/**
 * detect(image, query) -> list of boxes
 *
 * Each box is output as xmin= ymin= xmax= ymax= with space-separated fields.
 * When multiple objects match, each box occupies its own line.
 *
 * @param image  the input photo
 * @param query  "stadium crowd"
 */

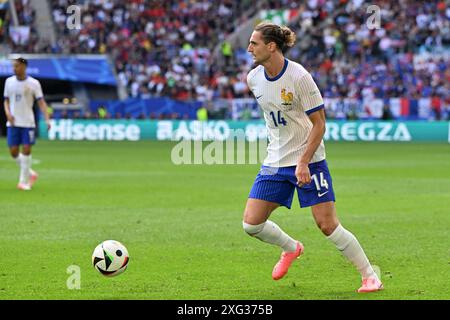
xmin=2 ymin=0 xmax=449 ymax=119
xmin=289 ymin=0 xmax=449 ymax=102
xmin=50 ymin=0 xmax=260 ymax=102
xmin=286 ymin=0 xmax=449 ymax=119
xmin=1 ymin=0 xmax=40 ymax=52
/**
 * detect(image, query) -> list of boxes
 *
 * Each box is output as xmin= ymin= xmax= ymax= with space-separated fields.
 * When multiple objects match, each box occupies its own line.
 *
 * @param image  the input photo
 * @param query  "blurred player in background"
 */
xmin=243 ymin=22 xmax=383 ymax=293
xmin=3 ymin=57 xmax=51 ymax=191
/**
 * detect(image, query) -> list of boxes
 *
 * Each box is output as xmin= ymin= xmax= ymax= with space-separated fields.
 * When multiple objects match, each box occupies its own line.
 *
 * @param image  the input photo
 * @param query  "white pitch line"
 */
xmin=0 ymin=156 xmax=41 ymax=165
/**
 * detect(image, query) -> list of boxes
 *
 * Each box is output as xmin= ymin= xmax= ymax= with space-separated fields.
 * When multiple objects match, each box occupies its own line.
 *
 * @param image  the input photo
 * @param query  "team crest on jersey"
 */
xmin=281 ymin=88 xmax=293 ymax=106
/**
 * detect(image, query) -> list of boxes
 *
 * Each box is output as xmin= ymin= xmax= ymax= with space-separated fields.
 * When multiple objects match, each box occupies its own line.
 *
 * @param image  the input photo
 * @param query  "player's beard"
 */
xmin=253 ymin=53 xmax=270 ymax=66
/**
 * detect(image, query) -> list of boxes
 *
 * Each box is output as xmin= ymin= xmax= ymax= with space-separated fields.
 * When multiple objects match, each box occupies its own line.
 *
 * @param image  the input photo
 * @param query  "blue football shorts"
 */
xmin=249 ymin=159 xmax=336 ymax=208
xmin=7 ymin=127 xmax=36 ymax=147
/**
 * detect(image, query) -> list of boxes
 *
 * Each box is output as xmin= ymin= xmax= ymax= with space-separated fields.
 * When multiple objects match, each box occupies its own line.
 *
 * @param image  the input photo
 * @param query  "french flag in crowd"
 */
xmin=394 ymin=98 xmax=418 ymax=119
xmin=400 ymin=98 xmax=410 ymax=117
xmin=390 ymin=98 xmax=429 ymax=119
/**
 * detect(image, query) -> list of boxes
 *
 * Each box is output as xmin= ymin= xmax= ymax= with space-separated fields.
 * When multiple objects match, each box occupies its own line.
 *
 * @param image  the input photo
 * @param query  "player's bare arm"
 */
xmin=295 ymin=108 xmax=326 ymax=186
xmin=4 ymin=98 xmax=14 ymax=126
xmin=37 ymin=98 xmax=51 ymax=130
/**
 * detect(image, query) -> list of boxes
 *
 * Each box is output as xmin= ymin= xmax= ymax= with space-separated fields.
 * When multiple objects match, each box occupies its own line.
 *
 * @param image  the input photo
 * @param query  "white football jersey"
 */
xmin=3 ymin=76 xmax=44 ymax=128
xmin=247 ymin=58 xmax=326 ymax=167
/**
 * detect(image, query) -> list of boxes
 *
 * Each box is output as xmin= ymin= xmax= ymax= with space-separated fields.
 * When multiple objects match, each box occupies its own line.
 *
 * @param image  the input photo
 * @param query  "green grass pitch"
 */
xmin=0 ymin=139 xmax=449 ymax=300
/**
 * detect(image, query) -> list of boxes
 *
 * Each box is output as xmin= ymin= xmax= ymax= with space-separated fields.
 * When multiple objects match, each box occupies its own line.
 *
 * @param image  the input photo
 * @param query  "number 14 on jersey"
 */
xmin=269 ymin=111 xmax=287 ymax=127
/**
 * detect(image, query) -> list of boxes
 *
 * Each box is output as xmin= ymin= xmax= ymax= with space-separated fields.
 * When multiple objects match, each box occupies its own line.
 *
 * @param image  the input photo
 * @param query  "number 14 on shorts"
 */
xmin=311 ymin=172 xmax=329 ymax=191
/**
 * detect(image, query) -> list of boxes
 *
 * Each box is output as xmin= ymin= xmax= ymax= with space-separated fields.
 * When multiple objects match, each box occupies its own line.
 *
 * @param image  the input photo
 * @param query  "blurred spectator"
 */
xmin=196 ymin=105 xmax=208 ymax=121
xmin=381 ymin=103 xmax=393 ymax=120
xmin=98 ymin=106 xmax=108 ymax=119
xmin=221 ymin=41 xmax=233 ymax=65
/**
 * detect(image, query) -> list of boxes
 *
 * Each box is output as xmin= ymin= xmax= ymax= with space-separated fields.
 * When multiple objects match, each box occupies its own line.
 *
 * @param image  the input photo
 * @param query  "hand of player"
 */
xmin=6 ymin=115 xmax=15 ymax=126
xmin=46 ymin=119 xmax=51 ymax=131
xmin=295 ymin=162 xmax=311 ymax=187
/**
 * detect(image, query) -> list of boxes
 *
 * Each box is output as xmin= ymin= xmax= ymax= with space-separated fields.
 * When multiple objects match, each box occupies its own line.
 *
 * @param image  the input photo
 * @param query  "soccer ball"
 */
xmin=92 ymin=240 xmax=129 ymax=277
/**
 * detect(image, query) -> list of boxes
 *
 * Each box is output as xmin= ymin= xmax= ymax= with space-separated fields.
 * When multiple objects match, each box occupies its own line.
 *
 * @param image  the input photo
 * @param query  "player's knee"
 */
xmin=9 ymin=147 xmax=19 ymax=158
xmin=22 ymin=146 xmax=31 ymax=155
xmin=243 ymin=221 xmax=265 ymax=237
xmin=316 ymin=221 xmax=338 ymax=236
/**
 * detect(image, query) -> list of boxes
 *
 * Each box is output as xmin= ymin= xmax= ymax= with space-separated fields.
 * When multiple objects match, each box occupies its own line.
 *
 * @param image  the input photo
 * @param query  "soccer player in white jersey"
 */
xmin=243 ymin=22 xmax=383 ymax=293
xmin=3 ymin=57 xmax=51 ymax=191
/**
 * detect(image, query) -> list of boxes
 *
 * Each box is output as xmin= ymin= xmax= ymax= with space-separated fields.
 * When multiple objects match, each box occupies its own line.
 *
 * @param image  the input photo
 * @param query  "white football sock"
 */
xmin=14 ymin=153 xmax=25 ymax=184
xmin=20 ymin=154 xmax=32 ymax=185
xmin=243 ymin=220 xmax=298 ymax=252
xmin=14 ymin=153 xmax=22 ymax=166
xmin=327 ymin=224 xmax=378 ymax=279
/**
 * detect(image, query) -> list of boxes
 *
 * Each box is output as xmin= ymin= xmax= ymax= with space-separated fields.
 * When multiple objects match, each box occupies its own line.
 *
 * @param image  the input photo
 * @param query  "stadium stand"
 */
xmin=1 ymin=0 xmax=449 ymax=120
xmin=284 ymin=0 xmax=449 ymax=120
xmin=49 ymin=0 xmax=259 ymax=101
xmin=1 ymin=0 xmax=40 ymax=53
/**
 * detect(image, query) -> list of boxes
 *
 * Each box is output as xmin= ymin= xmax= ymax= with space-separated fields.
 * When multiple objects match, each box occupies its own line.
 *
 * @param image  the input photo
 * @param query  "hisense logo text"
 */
xmin=48 ymin=120 xmax=140 ymax=141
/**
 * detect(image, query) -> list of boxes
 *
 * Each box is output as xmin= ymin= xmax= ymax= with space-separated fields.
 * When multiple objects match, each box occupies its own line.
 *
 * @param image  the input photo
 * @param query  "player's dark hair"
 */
xmin=15 ymin=57 xmax=28 ymax=66
xmin=254 ymin=21 xmax=296 ymax=53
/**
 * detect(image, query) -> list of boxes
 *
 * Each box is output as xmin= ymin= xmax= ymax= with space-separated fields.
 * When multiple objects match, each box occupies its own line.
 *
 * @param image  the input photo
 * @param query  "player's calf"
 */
xmin=242 ymin=220 xmax=298 ymax=252
xmin=243 ymin=221 xmax=265 ymax=237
